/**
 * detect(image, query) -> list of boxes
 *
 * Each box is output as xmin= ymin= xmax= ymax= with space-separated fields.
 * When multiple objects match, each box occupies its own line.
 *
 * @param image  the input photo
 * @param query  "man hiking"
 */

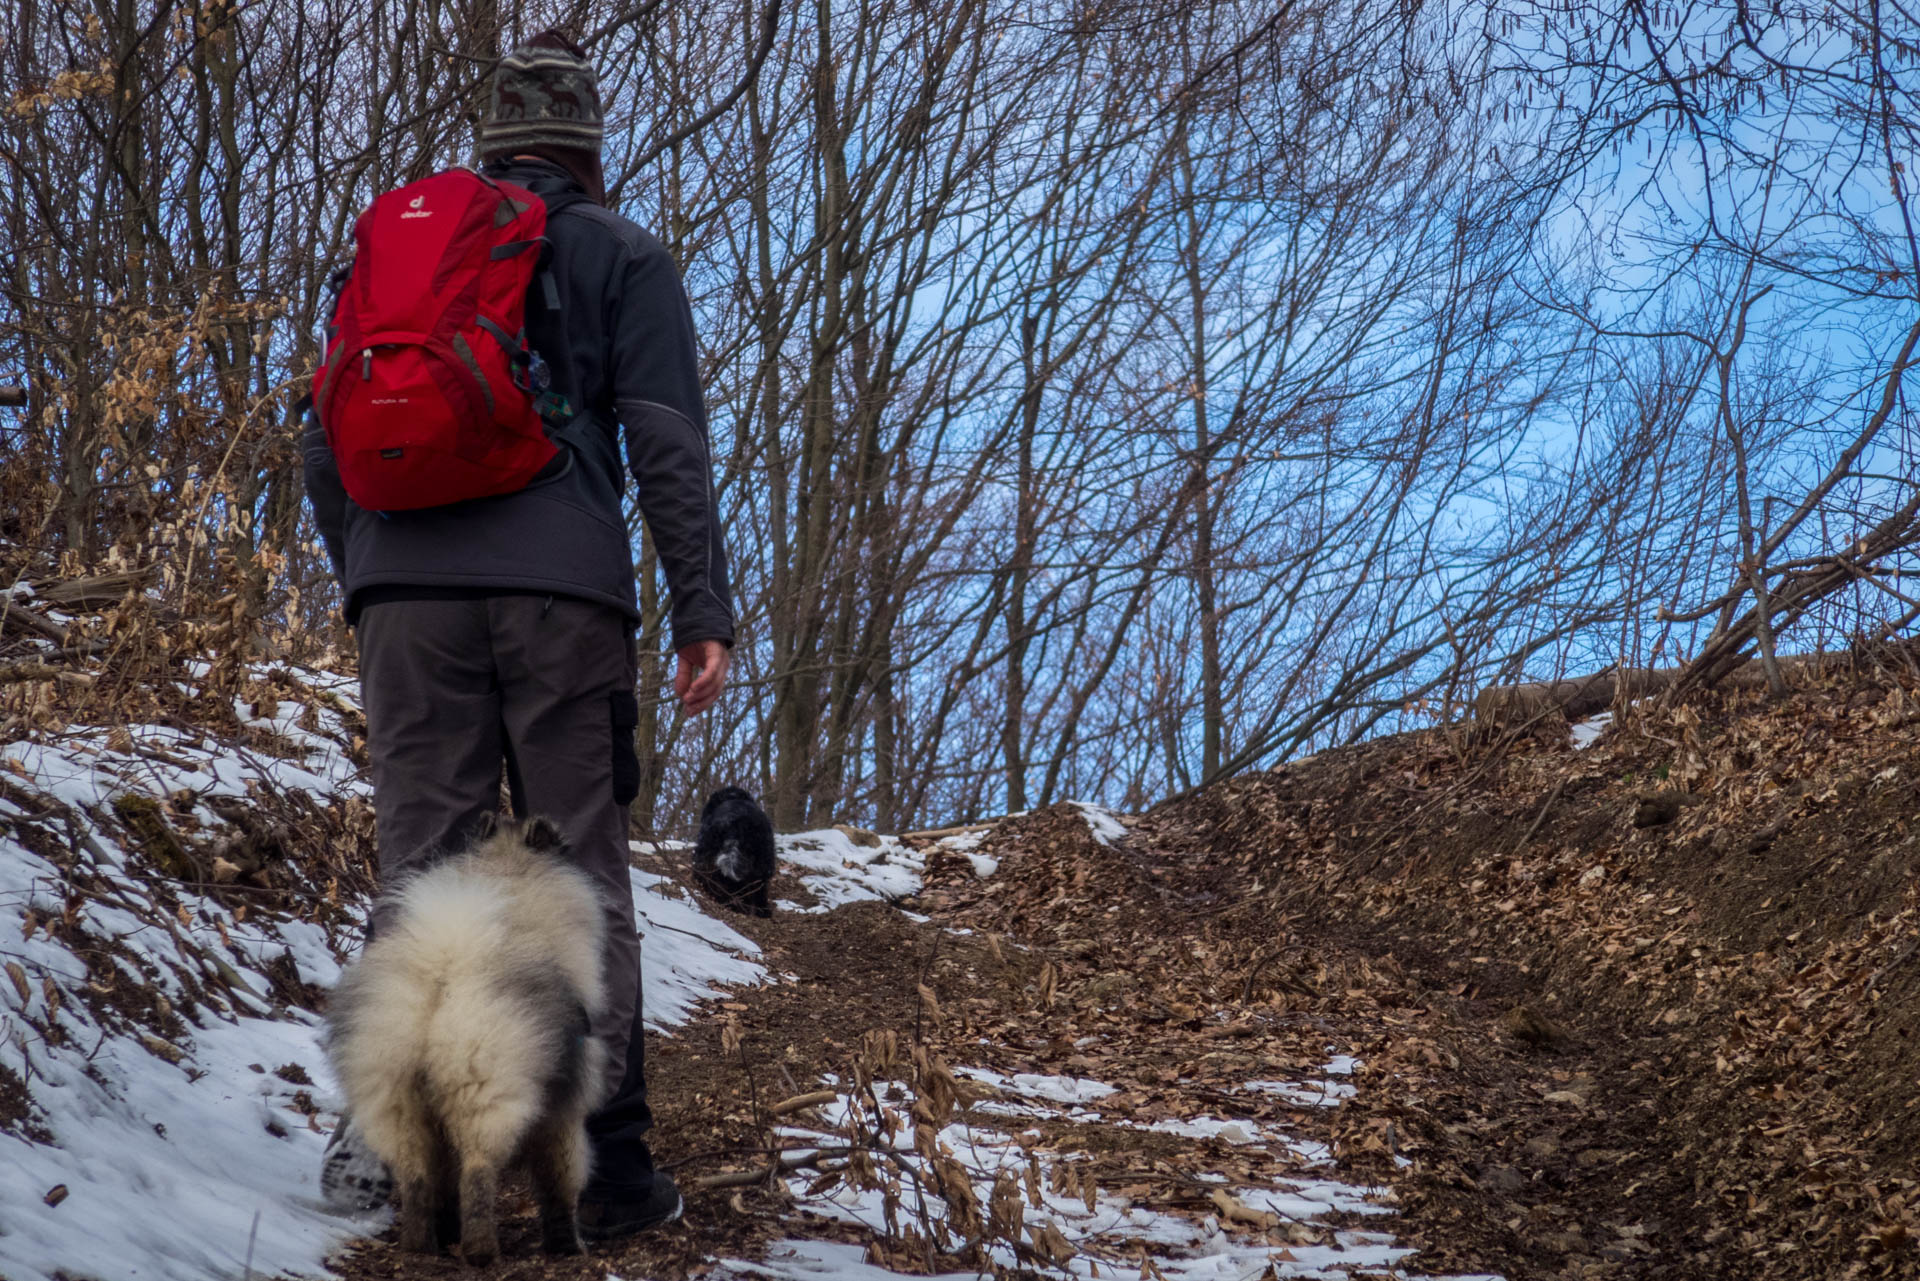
xmin=303 ymin=29 xmax=734 ymax=1239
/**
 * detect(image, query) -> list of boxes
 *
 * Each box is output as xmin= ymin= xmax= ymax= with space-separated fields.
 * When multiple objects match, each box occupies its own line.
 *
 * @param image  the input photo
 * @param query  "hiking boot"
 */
xmin=577 ymin=1168 xmax=683 ymax=1241
xmin=321 ymin=1114 xmax=394 ymax=1213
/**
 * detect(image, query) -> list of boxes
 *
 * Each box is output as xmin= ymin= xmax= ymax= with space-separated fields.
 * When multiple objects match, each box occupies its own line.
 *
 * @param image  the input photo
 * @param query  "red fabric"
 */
xmin=315 ymin=170 xmax=558 ymax=512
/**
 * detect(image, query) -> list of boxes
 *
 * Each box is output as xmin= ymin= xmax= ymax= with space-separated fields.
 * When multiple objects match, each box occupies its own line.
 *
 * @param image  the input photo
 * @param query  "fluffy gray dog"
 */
xmin=326 ymin=815 xmax=607 ymax=1262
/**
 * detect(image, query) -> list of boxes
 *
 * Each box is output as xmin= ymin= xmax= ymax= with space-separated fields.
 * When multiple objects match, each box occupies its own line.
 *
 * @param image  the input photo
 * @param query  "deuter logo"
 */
xmin=370 ymin=397 xmax=410 ymax=405
xmin=400 ymin=194 xmax=432 ymax=220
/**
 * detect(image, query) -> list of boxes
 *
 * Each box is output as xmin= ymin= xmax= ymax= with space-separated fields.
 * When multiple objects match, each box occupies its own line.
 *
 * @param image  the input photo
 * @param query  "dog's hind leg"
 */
xmin=458 ymin=1158 xmax=501 ymax=1266
xmin=429 ymin=1128 xmax=460 ymax=1250
xmin=396 ymin=1170 xmax=439 ymax=1255
xmin=527 ymin=1111 xmax=591 ymax=1255
xmin=371 ymin=1091 xmax=441 ymax=1255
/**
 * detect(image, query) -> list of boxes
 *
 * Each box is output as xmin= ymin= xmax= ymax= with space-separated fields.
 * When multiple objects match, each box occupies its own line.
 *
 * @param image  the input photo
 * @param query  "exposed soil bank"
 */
xmin=1150 ymin=652 xmax=1920 ymax=1279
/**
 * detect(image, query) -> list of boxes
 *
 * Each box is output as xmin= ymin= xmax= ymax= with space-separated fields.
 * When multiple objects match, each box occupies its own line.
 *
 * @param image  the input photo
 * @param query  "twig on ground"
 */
xmin=1514 ymin=778 xmax=1568 ymax=852
xmin=768 ymin=1089 xmax=840 ymax=1116
xmin=694 ymin=1151 xmax=837 ymax=1189
xmin=1241 ymin=942 xmax=1317 ymax=1003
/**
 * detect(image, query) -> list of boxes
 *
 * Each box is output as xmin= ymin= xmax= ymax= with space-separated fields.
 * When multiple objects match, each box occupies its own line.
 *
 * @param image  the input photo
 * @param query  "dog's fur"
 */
xmin=326 ymin=815 xmax=608 ymax=1263
xmin=692 ymin=786 xmax=775 ymax=917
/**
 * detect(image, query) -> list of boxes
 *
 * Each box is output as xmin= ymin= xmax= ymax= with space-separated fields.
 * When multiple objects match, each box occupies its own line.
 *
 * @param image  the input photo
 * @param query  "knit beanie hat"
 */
xmin=478 ymin=30 xmax=603 ymax=157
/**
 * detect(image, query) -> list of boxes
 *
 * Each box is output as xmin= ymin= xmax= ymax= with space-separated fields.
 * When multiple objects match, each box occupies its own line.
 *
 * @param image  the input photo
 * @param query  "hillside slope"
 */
xmin=6 ymin=638 xmax=1916 ymax=1280
xmin=1150 ymin=651 xmax=1920 ymax=1279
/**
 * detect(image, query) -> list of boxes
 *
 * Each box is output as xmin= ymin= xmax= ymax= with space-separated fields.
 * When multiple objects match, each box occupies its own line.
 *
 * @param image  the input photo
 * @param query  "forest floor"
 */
xmin=5 ymin=637 xmax=1920 ymax=1281
xmin=337 ymin=645 xmax=1920 ymax=1281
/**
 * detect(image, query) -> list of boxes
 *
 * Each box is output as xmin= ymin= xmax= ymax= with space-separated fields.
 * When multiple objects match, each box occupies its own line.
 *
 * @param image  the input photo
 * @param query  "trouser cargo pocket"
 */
xmin=610 ymin=690 xmax=641 ymax=806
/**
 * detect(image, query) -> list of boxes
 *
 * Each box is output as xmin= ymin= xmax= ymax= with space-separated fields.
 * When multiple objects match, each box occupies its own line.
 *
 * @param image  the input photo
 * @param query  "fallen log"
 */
xmin=0 ymin=603 xmax=74 ymax=647
xmin=1475 ymin=654 xmax=1842 ymax=725
xmin=767 ymin=1089 xmax=840 ymax=1117
xmin=0 ymin=662 xmax=92 ymax=686
xmin=899 ymin=822 xmax=994 ymax=842
xmin=1473 ymin=667 xmax=1673 ymax=725
xmin=0 ymin=600 xmax=116 ymax=657
xmin=694 ymin=1150 xmax=831 ymax=1189
xmin=32 ymin=569 xmax=154 ymax=610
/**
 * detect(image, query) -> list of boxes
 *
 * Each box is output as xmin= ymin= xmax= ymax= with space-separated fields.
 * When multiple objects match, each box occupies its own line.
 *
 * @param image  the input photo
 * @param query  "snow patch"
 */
xmin=0 ymin=694 xmax=377 ymax=1281
xmin=726 ymin=1239 xmax=981 ymax=1281
xmin=0 ymin=1005 xmax=371 ymax=1281
xmin=1068 ymin=799 xmax=1129 ymax=845
xmin=0 ymin=677 xmax=782 ymax=1281
xmin=775 ymin=828 xmax=925 ymax=911
xmin=1243 ymin=1078 xmax=1358 ymax=1108
xmin=1570 ymin=711 xmax=1612 ymax=749
xmin=953 ymin=1065 xmax=1118 ymax=1105
xmin=752 ymin=1070 xmax=1489 ymax=1281
xmin=630 ymin=867 xmax=766 ymax=1030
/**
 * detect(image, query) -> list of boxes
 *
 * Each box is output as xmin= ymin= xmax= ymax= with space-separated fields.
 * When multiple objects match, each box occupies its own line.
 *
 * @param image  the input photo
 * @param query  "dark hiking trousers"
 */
xmin=356 ymin=595 xmax=656 ymax=1187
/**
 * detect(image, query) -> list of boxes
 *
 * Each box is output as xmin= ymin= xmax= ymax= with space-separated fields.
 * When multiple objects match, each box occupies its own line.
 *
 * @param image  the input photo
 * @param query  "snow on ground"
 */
xmin=1240 ymin=1056 xmax=1362 ymax=1108
xmin=1243 ymin=1078 xmax=1359 ymax=1108
xmin=0 ymin=674 xmax=765 ymax=1281
xmin=729 ymin=1239 xmax=1503 ymax=1281
xmin=0 ymin=689 xmax=376 ymax=1281
xmin=1570 ymin=712 xmax=1612 ymax=749
xmin=728 ymin=1238 xmax=984 ymax=1281
xmin=0 ymin=1000 xmax=375 ymax=1281
xmin=953 ymin=1065 xmax=1119 ymax=1105
xmin=754 ymin=1074 xmax=1498 ymax=1281
xmin=928 ymin=826 xmax=999 ymax=877
xmin=629 ymin=858 xmax=766 ymax=1028
xmin=1068 ymin=799 xmax=1130 ymax=846
xmin=774 ymin=828 xmax=925 ymax=911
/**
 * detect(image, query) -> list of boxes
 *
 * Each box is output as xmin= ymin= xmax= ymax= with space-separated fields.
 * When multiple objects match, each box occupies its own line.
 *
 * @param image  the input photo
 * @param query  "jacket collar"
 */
xmin=482 ymin=157 xmax=585 ymax=200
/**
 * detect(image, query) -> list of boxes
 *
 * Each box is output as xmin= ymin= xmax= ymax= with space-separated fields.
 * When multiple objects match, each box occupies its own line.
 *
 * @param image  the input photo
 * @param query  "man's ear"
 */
xmin=523 ymin=815 xmax=567 ymax=851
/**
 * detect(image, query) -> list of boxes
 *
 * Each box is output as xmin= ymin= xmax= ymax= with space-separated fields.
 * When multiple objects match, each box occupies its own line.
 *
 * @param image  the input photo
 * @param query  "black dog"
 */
xmin=692 ymin=787 xmax=775 ymax=917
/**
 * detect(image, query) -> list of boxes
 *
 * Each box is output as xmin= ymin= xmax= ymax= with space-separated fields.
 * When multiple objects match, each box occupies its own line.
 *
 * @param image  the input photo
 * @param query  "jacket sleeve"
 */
xmin=299 ymin=394 xmax=350 ymax=583
xmin=609 ymin=239 xmax=736 ymax=652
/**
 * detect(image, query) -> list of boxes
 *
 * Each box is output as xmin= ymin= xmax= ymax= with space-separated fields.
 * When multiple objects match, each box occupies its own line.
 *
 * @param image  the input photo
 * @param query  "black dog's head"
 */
xmin=702 ymin=786 xmax=758 ymax=823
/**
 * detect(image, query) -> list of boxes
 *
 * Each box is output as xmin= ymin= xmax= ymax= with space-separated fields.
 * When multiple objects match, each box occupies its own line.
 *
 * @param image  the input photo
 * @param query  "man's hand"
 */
xmin=674 ymin=639 xmax=730 ymax=715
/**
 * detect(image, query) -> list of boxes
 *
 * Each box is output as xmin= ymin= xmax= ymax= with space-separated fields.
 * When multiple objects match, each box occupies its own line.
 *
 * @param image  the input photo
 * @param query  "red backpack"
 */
xmin=314 ymin=169 xmax=566 ymax=512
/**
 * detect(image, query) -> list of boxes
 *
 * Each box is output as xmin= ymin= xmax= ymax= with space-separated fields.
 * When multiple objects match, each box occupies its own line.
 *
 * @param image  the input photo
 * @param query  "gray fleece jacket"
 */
xmin=302 ymin=159 xmax=735 ymax=652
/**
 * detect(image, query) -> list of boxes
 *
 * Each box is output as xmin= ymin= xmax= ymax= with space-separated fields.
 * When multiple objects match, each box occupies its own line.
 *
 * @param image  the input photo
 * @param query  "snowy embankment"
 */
xmin=0 ymin=673 xmax=372 ymax=1281
xmin=0 ymin=672 xmax=771 ymax=1281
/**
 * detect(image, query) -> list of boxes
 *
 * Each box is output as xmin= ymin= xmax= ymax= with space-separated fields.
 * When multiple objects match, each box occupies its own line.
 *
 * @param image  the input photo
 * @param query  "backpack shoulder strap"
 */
xmin=532 ymin=190 xmax=593 ymax=311
xmin=526 ymin=189 xmax=596 ymax=429
xmin=539 ymin=189 xmax=593 ymax=221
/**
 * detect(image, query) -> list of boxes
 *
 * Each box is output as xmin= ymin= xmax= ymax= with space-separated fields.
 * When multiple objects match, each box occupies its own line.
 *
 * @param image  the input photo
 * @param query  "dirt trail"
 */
xmin=328 ymin=813 xmax=1455 ymax=1280
xmin=328 ymin=650 xmax=1920 ymax=1281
